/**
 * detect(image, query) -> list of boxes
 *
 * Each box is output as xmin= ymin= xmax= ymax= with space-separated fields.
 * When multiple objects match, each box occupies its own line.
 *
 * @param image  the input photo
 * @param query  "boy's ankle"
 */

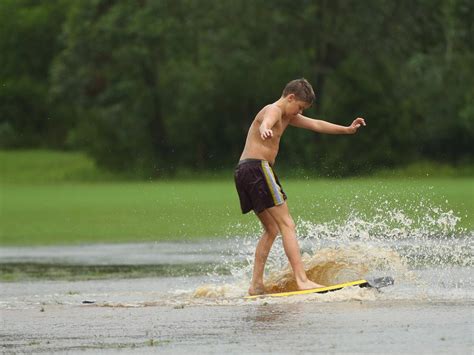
xmin=248 ymin=283 xmax=265 ymax=295
xmin=251 ymin=278 xmax=264 ymax=286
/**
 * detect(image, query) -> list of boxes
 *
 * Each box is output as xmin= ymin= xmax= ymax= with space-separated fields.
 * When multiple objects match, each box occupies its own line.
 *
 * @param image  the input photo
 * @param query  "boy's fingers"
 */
xmin=354 ymin=118 xmax=365 ymax=127
xmin=262 ymin=130 xmax=273 ymax=139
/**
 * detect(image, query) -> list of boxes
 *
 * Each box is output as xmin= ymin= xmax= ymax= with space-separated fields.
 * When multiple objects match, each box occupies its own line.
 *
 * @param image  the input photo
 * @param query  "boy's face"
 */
xmin=286 ymin=94 xmax=312 ymax=116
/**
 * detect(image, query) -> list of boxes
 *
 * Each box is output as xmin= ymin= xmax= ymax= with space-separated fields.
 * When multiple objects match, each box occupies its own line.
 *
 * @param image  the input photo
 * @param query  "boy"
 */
xmin=234 ymin=78 xmax=366 ymax=295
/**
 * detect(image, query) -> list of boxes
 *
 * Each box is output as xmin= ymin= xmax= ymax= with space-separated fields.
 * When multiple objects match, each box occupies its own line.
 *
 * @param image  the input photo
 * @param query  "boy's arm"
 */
xmin=259 ymin=105 xmax=282 ymax=140
xmin=289 ymin=114 xmax=366 ymax=134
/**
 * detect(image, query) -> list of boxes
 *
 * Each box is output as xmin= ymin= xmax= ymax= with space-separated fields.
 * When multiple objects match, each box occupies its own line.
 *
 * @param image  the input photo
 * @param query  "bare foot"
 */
xmin=297 ymin=279 xmax=325 ymax=291
xmin=248 ymin=283 xmax=265 ymax=295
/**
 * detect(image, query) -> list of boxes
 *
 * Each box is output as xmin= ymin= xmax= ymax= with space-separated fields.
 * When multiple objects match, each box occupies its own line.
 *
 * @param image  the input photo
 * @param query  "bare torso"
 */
xmin=240 ymin=104 xmax=291 ymax=165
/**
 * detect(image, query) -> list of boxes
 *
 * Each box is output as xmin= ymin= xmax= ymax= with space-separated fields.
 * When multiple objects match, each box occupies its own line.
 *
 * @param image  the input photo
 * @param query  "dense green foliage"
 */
xmin=0 ymin=0 xmax=72 ymax=147
xmin=1 ymin=0 xmax=473 ymax=176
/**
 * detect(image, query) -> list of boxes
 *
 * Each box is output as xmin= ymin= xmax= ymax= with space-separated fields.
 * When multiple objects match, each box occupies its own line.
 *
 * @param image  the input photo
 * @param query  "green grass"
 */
xmin=1 ymin=150 xmax=473 ymax=245
xmin=1 ymin=179 xmax=472 ymax=246
xmin=372 ymin=160 xmax=474 ymax=178
xmin=0 ymin=150 xmax=123 ymax=183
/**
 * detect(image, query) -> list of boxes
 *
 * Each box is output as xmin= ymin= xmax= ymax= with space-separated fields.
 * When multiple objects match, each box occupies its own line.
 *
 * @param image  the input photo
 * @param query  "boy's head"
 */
xmin=281 ymin=78 xmax=315 ymax=115
xmin=282 ymin=78 xmax=315 ymax=105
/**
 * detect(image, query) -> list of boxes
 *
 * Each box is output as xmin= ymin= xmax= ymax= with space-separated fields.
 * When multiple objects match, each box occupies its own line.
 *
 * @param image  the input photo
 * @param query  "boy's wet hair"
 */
xmin=282 ymin=78 xmax=315 ymax=104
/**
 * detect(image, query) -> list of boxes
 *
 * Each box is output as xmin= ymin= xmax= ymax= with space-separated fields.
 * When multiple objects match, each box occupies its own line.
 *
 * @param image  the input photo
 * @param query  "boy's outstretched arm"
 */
xmin=290 ymin=114 xmax=366 ymax=134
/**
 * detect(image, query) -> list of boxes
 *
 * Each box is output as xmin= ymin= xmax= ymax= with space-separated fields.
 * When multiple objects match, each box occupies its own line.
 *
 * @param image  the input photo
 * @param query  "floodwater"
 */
xmin=1 ymin=203 xmax=473 ymax=353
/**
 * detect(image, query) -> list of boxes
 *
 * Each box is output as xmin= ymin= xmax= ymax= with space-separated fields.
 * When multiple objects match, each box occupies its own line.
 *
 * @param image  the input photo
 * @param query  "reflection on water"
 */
xmin=0 ymin=262 xmax=229 ymax=281
xmin=244 ymin=303 xmax=302 ymax=325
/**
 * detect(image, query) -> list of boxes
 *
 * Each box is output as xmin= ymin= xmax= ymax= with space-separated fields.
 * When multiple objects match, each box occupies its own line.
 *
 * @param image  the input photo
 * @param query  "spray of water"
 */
xmin=79 ymin=190 xmax=472 ymax=307
xmin=194 ymin=193 xmax=472 ymax=300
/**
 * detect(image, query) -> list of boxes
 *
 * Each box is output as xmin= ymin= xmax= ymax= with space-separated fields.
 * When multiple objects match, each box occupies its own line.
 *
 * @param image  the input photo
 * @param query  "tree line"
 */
xmin=1 ymin=0 xmax=473 ymax=177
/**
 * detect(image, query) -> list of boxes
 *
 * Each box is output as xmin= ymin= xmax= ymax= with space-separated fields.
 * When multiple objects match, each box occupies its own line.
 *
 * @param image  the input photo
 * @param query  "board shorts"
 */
xmin=234 ymin=159 xmax=287 ymax=214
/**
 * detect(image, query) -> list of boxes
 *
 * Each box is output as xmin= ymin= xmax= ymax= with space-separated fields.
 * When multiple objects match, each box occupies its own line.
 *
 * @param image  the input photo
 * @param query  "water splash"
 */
xmin=194 ymin=194 xmax=472 ymax=300
xmin=66 ymin=198 xmax=472 ymax=308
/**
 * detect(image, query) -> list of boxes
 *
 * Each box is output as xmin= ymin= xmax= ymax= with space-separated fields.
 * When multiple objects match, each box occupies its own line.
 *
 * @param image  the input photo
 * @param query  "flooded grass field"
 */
xmin=1 ymin=196 xmax=472 ymax=353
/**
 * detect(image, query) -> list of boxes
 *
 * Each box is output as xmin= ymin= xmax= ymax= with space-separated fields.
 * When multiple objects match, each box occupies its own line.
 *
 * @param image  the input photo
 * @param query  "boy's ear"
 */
xmin=286 ymin=93 xmax=296 ymax=102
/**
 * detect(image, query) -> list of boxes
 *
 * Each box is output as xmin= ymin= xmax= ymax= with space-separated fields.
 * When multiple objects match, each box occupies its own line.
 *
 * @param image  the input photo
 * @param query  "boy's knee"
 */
xmin=265 ymin=225 xmax=279 ymax=239
xmin=279 ymin=216 xmax=295 ymax=231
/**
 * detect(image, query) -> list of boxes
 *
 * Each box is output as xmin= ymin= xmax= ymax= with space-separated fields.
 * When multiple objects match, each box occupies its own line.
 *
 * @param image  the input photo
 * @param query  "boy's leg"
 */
xmin=249 ymin=210 xmax=279 ymax=295
xmin=266 ymin=202 xmax=324 ymax=290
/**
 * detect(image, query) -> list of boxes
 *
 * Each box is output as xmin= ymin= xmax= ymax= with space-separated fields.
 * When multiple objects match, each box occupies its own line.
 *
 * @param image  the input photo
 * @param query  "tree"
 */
xmin=0 ymin=0 xmax=71 ymax=147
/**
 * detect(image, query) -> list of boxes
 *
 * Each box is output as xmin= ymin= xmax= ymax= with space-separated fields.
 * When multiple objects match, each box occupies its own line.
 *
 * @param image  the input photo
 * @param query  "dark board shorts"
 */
xmin=234 ymin=159 xmax=287 ymax=214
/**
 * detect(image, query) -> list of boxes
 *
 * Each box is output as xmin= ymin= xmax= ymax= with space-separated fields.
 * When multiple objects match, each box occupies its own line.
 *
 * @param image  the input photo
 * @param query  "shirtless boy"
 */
xmin=234 ymin=78 xmax=366 ymax=295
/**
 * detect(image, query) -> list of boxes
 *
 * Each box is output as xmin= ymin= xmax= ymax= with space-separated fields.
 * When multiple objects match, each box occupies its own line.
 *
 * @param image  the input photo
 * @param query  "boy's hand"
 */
xmin=260 ymin=128 xmax=273 ymax=140
xmin=347 ymin=117 xmax=366 ymax=134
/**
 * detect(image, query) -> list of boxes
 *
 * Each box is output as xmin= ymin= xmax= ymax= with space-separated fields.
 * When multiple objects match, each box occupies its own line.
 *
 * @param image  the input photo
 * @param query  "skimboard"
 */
xmin=244 ymin=276 xmax=394 ymax=299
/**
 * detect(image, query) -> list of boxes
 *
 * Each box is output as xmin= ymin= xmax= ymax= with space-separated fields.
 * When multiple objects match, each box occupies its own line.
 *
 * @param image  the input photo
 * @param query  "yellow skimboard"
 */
xmin=244 ymin=276 xmax=394 ymax=299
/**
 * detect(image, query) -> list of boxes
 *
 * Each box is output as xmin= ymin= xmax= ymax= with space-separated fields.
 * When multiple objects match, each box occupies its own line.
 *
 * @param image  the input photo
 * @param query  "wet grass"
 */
xmin=0 ymin=150 xmax=124 ymax=183
xmin=0 ymin=262 xmax=228 ymax=281
xmin=1 ymin=178 xmax=472 ymax=246
xmin=1 ymin=150 xmax=473 ymax=245
xmin=2 ymin=339 xmax=171 ymax=352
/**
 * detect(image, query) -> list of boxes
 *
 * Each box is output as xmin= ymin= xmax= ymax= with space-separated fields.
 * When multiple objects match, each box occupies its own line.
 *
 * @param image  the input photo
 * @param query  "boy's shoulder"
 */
xmin=258 ymin=103 xmax=282 ymax=119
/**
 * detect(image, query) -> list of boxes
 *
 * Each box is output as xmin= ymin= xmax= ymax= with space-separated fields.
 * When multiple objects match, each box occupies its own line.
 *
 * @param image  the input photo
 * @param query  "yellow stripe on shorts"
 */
xmin=261 ymin=161 xmax=284 ymax=205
